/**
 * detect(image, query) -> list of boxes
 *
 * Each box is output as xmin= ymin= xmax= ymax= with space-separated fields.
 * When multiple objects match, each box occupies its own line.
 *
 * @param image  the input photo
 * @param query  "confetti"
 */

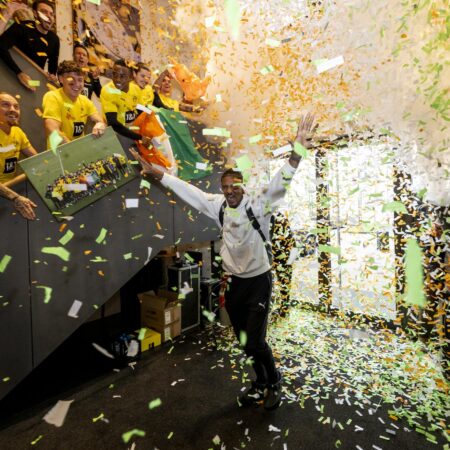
xmin=315 ymin=55 xmax=344 ymax=74
xmin=404 ymin=239 xmax=426 ymax=307
xmin=59 ymin=230 xmax=74 ymax=246
xmin=148 ymin=398 xmax=162 ymax=409
xmin=0 ymin=254 xmax=12 ymax=273
xmin=36 ymin=285 xmax=52 ymax=303
xmin=122 ymin=429 xmax=145 ymax=444
xmin=67 ymin=300 xmax=83 ymax=318
xmin=41 ymin=247 xmax=70 ymax=262
xmin=95 ymin=228 xmax=108 ymax=244
xmin=125 ymin=199 xmax=139 ymax=208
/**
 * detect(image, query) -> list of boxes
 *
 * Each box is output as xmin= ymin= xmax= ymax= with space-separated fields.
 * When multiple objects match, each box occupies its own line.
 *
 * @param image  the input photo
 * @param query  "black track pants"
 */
xmin=224 ymin=270 xmax=278 ymax=384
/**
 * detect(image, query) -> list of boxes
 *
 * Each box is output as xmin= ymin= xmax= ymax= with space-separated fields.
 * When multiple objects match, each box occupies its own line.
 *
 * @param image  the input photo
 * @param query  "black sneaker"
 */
xmin=239 ymin=381 xmax=266 ymax=406
xmin=264 ymin=373 xmax=282 ymax=410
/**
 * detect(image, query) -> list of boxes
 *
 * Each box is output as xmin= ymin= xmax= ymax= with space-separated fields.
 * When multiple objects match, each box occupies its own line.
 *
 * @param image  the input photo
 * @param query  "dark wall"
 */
xmin=0 ymin=52 xmax=224 ymax=400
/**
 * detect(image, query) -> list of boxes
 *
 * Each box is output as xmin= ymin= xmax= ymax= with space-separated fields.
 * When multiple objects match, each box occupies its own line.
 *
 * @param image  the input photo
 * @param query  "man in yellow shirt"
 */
xmin=0 ymin=92 xmax=37 ymax=183
xmin=153 ymin=69 xmax=207 ymax=113
xmin=131 ymin=62 xmax=154 ymax=107
xmin=42 ymin=60 xmax=106 ymax=147
xmin=100 ymin=59 xmax=151 ymax=146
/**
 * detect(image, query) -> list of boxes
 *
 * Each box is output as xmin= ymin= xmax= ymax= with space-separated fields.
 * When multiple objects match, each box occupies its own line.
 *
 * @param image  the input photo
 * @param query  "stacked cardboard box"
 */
xmin=139 ymin=290 xmax=181 ymax=342
xmin=136 ymin=328 xmax=161 ymax=352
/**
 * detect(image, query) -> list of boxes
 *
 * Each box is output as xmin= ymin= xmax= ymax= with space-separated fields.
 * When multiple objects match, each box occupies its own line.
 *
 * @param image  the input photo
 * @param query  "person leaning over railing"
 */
xmin=100 ymin=59 xmax=151 ymax=146
xmin=0 ymin=91 xmax=38 ymax=219
xmin=42 ymin=60 xmax=106 ymax=147
xmin=0 ymin=0 xmax=60 ymax=91
xmin=73 ymin=43 xmax=102 ymax=100
xmin=0 ymin=91 xmax=37 ymax=183
xmin=131 ymin=62 xmax=154 ymax=107
xmin=152 ymin=69 xmax=207 ymax=114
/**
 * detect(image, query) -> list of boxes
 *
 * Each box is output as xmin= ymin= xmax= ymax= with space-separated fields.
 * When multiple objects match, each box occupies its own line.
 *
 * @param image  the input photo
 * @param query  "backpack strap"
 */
xmin=218 ymin=200 xmax=273 ymax=265
xmin=219 ymin=200 xmax=226 ymax=228
xmin=245 ymin=205 xmax=273 ymax=265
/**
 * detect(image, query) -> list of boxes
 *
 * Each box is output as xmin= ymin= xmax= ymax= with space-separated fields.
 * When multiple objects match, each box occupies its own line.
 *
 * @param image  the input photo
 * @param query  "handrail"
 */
xmin=4 ymin=173 xmax=26 ymax=188
xmin=12 ymin=45 xmax=59 ymax=86
xmin=1 ymin=46 xmax=58 ymax=190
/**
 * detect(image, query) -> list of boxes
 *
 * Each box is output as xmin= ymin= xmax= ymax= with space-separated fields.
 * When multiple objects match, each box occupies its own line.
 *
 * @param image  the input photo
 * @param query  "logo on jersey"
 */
xmin=3 ymin=157 xmax=17 ymax=174
xmin=73 ymin=122 xmax=85 ymax=137
xmin=125 ymin=110 xmax=136 ymax=123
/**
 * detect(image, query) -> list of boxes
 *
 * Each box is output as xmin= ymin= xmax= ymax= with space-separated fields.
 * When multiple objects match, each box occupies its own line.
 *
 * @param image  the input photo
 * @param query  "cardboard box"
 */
xmin=139 ymin=290 xmax=181 ymax=342
xmin=161 ymin=321 xmax=181 ymax=342
xmin=136 ymin=328 xmax=161 ymax=352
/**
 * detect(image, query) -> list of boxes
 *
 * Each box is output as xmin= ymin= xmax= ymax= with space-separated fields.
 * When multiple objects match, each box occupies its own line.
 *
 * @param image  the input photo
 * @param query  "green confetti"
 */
xmin=224 ymin=0 xmax=241 ymax=40
xmin=382 ymin=201 xmax=407 ymax=214
xmin=90 ymin=256 xmax=108 ymax=263
xmin=131 ymin=233 xmax=143 ymax=240
xmin=239 ymin=330 xmax=247 ymax=347
xmin=92 ymin=413 xmax=104 ymax=423
xmin=249 ymin=134 xmax=262 ymax=144
xmin=41 ymin=246 xmax=70 ymax=262
xmin=318 ymin=245 xmax=341 ymax=255
xmin=95 ymin=228 xmax=108 ymax=244
xmin=2 ymin=376 xmax=10 ymax=382
xmin=184 ymin=253 xmax=194 ymax=263
xmin=167 ymin=431 xmax=174 ymax=439
xmin=140 ymin=179 xmax=151 ymax=189
xmin=202 ymin=309 xmax=216 ymax=322
xmin=28 ymin=80 xmax=40 ymax=87
xmin=30 ymin=435 xmax=43 ymax=445
xmin=235 ymin=154 xmax=253 ymax=177
xmin=260 ymin=65 xmax=275 ymax=75
xmin=212 ymin=435 xmax=221 ymax=445
xmin=202 ymin=127 xmax=231 ymax=138
xmin=123 ymin=253 xmax=132 ymax=260
xmin=148 ymin=398 xmax=162 ymax=409
xmin=293 ymin=141 xmax=308 ymax=158
xmin=138 ymin=328 xmax=147 ymax=340
xmin=36 ymin=285 xmax=52 ymax=303
xmin=0 ymin=254 xmax=12 ymax=273
xmin=312 ymin=59 xmax=327 ymax=67
xmin=265 ymin=38 xmax=281 ymax=47
xmin=59 ymin=230 xmax=74 ymax=246
xmin=122 ymin=429 xmax=146 ymax=444
xmin=417 ymin=188 xmax=427 ymax=200
xmin=49 ymin=130 xmax=63 ymax=153
xmin=404 ymin=239 xmax=426 ymax=307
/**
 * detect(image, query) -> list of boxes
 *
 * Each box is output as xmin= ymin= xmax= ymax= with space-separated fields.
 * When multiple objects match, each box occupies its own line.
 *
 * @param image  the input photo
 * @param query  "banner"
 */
xmin=19 ymin=127 xmax=136 ymax=219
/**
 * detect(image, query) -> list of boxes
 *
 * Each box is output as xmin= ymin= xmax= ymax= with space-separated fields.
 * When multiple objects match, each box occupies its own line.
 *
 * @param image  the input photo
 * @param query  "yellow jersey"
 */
xmin=42 ymin=88 xmax=98 ymax=145
xmin=130 ymin=81 xmax=154 ymax=107
xmin=100 ymin=81 xmax=142 ymax=126
xmin=158 ymin=93 xmax=180 ymax=112
xmin=0 ymin=126 xmax=31 ymax=182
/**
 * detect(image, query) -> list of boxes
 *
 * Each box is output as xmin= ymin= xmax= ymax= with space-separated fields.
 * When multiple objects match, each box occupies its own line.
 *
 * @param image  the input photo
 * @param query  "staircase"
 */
xmin=0 ymin=49 xmax=223 ymax=400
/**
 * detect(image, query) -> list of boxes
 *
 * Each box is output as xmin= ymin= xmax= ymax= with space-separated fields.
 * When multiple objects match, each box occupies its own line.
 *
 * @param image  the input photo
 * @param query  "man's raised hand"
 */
xmin=295 ymin=112 xmax=317 ymax=149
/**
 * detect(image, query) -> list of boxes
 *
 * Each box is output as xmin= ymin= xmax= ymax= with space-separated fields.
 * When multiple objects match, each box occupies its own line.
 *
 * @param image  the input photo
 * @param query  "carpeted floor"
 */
xmin=0 ymin=309 xmax=447 ymax=450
